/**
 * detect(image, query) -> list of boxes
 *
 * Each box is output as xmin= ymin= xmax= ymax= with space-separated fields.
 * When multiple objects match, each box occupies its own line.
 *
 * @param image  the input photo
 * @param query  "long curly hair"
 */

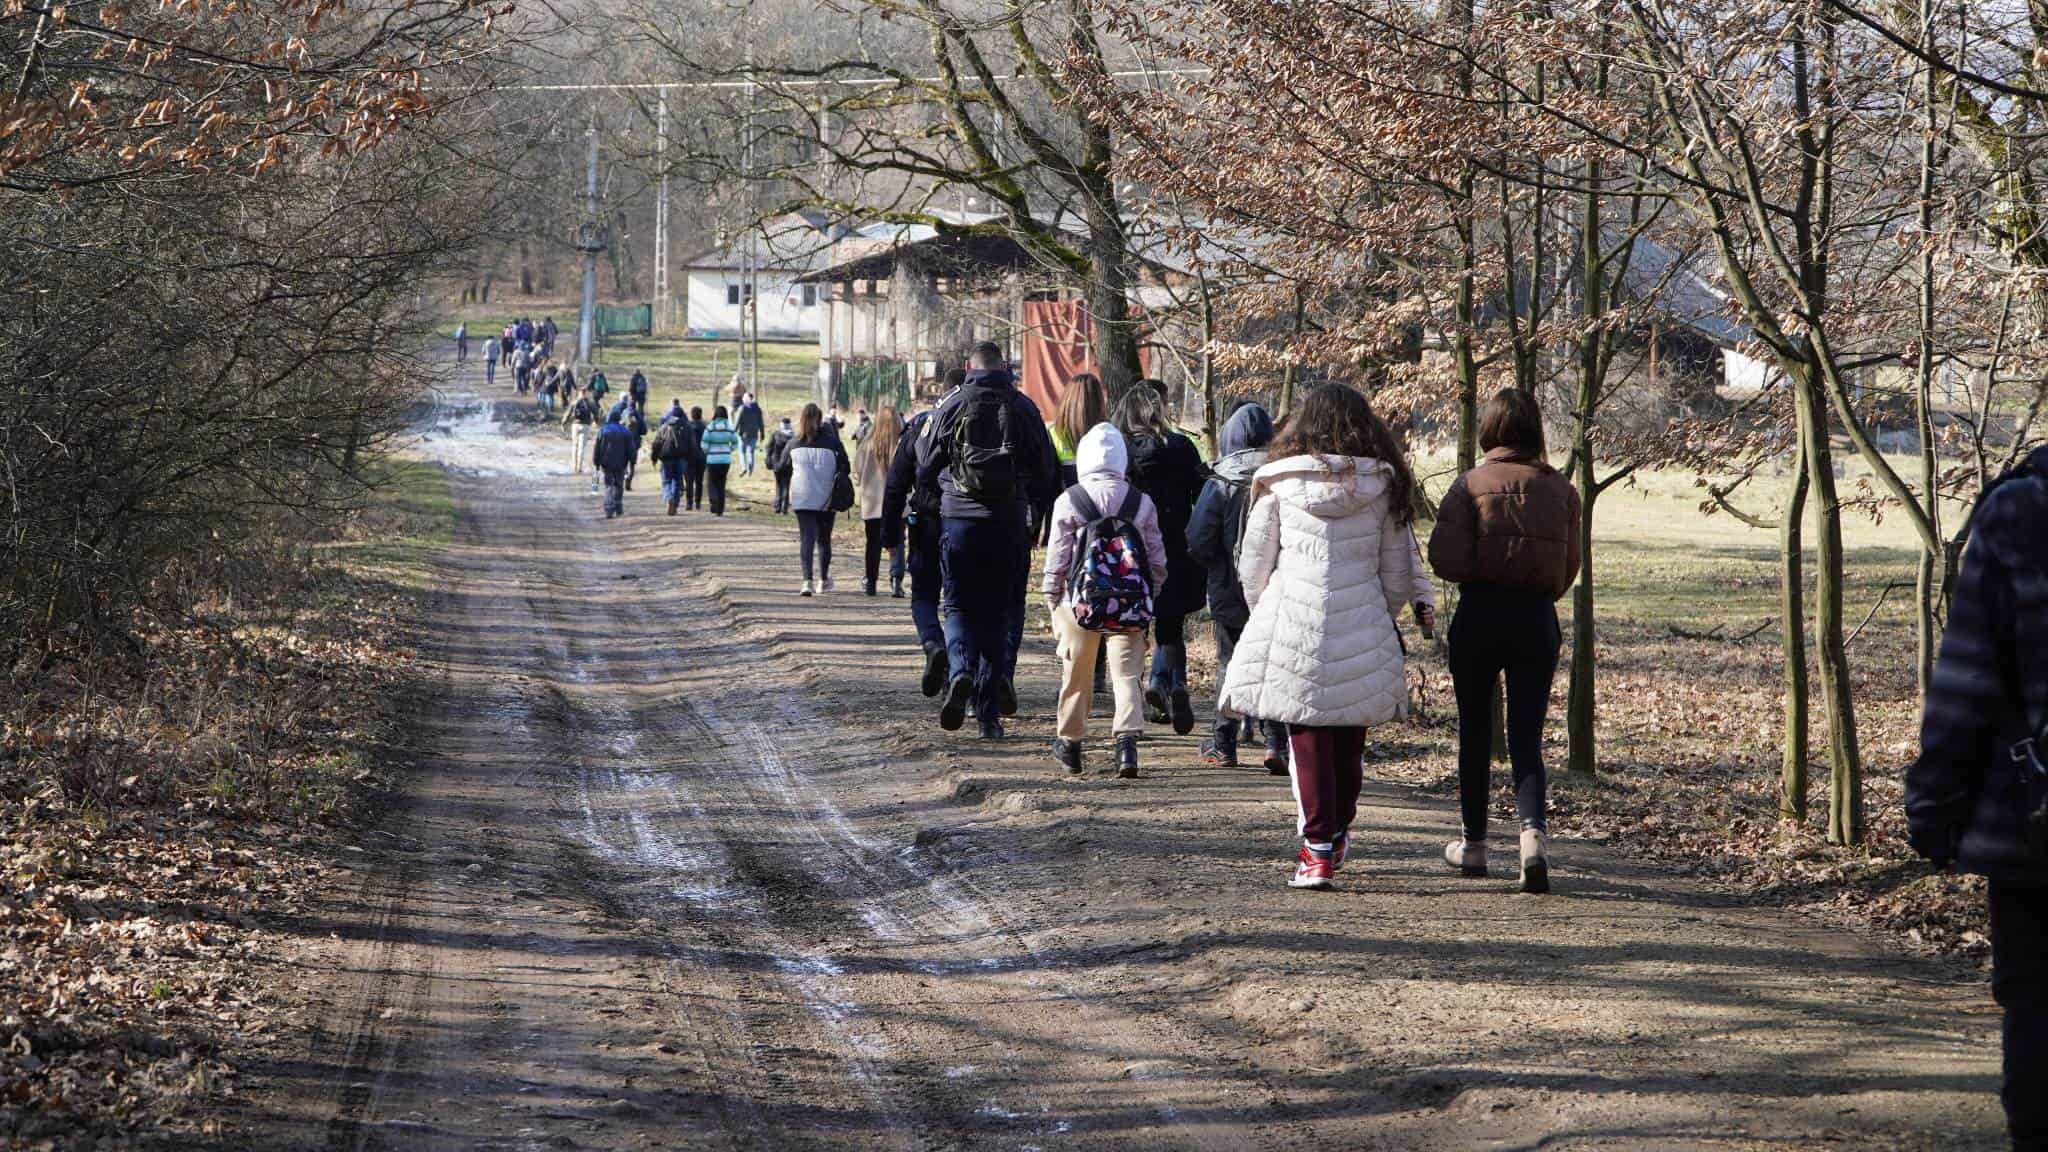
xmin=1267 ymin=384 xmax=1416 ymax=525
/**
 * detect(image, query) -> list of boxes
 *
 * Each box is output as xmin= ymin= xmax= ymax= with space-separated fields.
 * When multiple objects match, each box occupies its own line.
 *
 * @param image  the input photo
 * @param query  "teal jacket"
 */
xmin=700 ymin=418 xmax=739 ymax=466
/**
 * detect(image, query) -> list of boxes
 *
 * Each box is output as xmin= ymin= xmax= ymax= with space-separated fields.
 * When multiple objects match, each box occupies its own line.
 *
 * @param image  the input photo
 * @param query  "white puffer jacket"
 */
xmin=1218 ymin=454 xmax=1434 ymax=728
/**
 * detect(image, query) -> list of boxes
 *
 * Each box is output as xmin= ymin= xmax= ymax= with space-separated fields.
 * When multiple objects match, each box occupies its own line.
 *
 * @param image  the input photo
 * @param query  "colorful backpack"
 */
xmin=1064 ymin=485 xmax=1155 ymax=633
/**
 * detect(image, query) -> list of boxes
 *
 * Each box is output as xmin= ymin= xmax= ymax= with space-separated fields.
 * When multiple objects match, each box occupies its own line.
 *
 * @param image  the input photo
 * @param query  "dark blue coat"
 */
xmin=914 ymin=369 xmax=1058 ymax=520
xmin=593 ymin=421 xmax=636 ymax=476
xmin=1906 ymin=446 xmax=2048 ymax=880
xmin=882 ymin=408 xmax=939 ymax=543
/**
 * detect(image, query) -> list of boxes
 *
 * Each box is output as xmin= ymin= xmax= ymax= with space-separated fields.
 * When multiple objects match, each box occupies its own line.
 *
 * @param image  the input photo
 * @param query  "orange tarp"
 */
xmin=1018 ymin=299 xmax=1151 ymax=421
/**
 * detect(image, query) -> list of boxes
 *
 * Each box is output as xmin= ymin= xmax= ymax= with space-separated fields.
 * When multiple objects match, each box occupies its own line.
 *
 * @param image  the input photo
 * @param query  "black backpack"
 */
xmin=949 ymin=387 xmax=1017 ymax=503
xmin=650 ymin=422 xmax=680 ymax=462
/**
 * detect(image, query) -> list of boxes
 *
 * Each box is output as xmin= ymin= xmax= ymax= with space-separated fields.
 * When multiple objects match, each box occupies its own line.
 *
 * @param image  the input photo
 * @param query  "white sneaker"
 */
xmin=820 ymin=577 xmax=835 ymax=593
xmin=799 ymin=580 xmax=814 ymax=597
xmin=1444 ymin=838 xmax=1487 ymax=878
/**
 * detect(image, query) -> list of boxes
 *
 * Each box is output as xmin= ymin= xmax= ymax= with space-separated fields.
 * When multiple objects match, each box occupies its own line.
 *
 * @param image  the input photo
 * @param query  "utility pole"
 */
xmin=653 ymin=89 xmax=671 ymax=334
xmin=574 ymin=106 xmax=608 ymax=366
xmin=744 ymin=24 xmax=759 ymax=399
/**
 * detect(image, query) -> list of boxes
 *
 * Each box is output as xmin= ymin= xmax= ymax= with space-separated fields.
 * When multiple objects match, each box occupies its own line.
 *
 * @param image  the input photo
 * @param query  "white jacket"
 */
xmin=1217 ymin=454 xmax=1434 ymax=728
xmin=789 ymin=436 xmax=845 ymax=512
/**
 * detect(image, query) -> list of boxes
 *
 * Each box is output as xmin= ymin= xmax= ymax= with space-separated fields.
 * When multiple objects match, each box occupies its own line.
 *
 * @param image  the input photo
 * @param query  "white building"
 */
xmin=680 ymin=215 xmax=835 ymax=340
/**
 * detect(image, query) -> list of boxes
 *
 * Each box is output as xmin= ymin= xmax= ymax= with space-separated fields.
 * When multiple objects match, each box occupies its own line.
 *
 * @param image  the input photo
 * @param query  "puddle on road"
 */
xmin=409 ymin=388 xmax=579 ymax=479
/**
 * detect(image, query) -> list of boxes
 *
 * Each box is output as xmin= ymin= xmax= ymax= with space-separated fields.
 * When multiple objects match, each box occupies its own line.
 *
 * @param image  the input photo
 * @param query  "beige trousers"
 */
xmin=1052 ymin=604 xmax=1149 ymax=740
xmin=572 ymin=424 xmax=589 ymax=472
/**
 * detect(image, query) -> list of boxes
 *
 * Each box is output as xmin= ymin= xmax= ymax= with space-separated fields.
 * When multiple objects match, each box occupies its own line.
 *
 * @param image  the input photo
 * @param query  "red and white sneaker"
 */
xmin=1288 ymin=846 xmax=1335 ymax=890
xmin=1332 ymin=834 xmax=1349 ymax=872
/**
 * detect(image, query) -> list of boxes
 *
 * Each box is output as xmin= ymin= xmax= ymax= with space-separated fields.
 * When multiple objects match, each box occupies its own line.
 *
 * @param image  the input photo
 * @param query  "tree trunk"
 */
xmin=1565 ymin=164 xmax=1603 ymax=778
xmin=519 ymin=239 xmax=534 ymax=297
xmin=1780 ymin=442 xmax=1810 ymax=823
xmin=1198 ymin=281 xmax=1219 ymax=455
xmin=1082 ymin=195 xmax=1142 ymax=399
xmin=1793 ymin=361 xmax=1863 ymax=845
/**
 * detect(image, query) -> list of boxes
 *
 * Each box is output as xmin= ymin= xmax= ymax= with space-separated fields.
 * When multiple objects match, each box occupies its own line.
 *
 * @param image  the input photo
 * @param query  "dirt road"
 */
xmin=220 ymin=395 xmax=2008 ymax=1150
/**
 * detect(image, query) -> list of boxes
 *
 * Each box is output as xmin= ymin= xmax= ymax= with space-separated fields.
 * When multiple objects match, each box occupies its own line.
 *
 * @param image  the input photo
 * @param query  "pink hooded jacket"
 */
xmin=1041 ymin=423 xmax=1169 ymax=605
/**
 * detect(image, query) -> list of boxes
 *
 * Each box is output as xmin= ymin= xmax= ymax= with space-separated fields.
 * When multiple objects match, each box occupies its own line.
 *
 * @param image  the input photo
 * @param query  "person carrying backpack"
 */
xmin=1188 ymin=401 xmax=1288 ymax=774
xmin=679 ymin=406 xmax=708 ymax=511
xmin=1041 ymin=423 xmax=1167 ymax=778
xmin=766 ymin=416 xmax=796 ymax=514
xmin=628 ymin=369 xmax=649 ymax=412
xmin=700 ymin=406 xmax=740 ymax=516
xmin=592 ymin=414 xmax=636 ymax=519
xmin=883 ymin=371 xmax=963 ymax=698
xmin=735 ymin=393 xmax=765 ymax=475
xmin=589 ymin=369 xmax=609 ymax=411
xmin=512 ymin=344 xmax=532 ymax=394
xmin=653 ymin=401 xmax=688 ymax=515
xmin=1218 ymin=385 xmax=1433 ymax=891
xmin=1907 ymin=444 xmax=2048 ymax=1150
xmin=915 ymin=342 xmax=1060 ymax=739
xmin=563 ymin=387 xmax=599 ymax=480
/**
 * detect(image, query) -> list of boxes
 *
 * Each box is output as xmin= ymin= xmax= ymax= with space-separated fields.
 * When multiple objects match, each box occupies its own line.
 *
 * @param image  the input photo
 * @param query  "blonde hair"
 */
xmin=1056 ymin=373 xmax=1106 ymax=449
xmin=869 ymin=406 xmax=902 ymax=468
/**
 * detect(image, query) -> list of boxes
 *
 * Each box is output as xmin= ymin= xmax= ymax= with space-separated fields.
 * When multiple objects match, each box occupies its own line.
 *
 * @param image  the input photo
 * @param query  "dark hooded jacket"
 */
xmin=1123 ymin=424 xmax=1210 ymax=619
xmin=593 ymin=420 xmax=635 ymax=476
xmin=1906 ymin=446 xmax=2048 ymax=880
xmin=1186 ymin=403 xmax=1275 ymax=632
xmin=882 ymin=407 xmax=940 ymax=544
xmin=915 ymin=368 xmax=1059 ymax=521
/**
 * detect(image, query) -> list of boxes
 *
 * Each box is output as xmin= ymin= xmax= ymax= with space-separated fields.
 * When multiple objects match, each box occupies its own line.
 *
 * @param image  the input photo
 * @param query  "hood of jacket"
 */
xmin=1076 ymin=423 xmax=1127 ymax=480
xmin=1253 ymin=453 xmax=1393 ymax=518
xmin=1218 ymin=403 xmax=1274 ymax=459
xmin=962 ymin=367 xmax=1016 ymax=391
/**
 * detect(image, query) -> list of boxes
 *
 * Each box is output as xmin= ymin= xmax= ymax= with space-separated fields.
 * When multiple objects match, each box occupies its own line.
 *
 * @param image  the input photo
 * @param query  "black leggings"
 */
xmin=1448 ymin=587 xmax=1561 ymax=840
xmin=798 ymin=510 xmax=835 ymax=581
xmin=863 ymin=518 xmax=903 ymax=586
xmin=707 ymin=463 xmax=730 ymax=515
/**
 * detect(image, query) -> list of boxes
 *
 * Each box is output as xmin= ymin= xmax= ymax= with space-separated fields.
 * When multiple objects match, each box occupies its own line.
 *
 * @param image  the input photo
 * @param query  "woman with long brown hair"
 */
xmin=857 ymin=406 xmax=906 ymax=596
xmin=1217 ymin=384 xmax=1434 ymax=890
xmin=1039 ymin=373 xmax=1106 ymax=547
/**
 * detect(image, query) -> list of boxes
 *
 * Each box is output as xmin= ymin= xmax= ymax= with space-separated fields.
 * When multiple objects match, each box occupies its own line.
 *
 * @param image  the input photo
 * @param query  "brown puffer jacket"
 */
xmin=1427 ymin=447 xmax=1582 ymax=600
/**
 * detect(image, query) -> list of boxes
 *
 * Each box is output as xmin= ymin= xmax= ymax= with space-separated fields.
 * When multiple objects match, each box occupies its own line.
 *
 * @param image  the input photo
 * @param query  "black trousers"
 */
xmin=1448 ymin=585 xmax=1560 ymax=840
xmin=707 ymin=463 xmax=730 ymax=515
xmin=1994 ymin=879 xmax=2048 ymax=1150
xmin=773 ymin=473 xmax=792 ymax=514
xmin=864 ymin=518 xmax=904 ymax=587
xmin=683 ymin=461 xmax=705 ymax=509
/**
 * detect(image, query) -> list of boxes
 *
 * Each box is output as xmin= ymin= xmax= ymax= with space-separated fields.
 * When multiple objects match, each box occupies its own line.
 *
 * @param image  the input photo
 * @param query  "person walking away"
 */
xmin=857 ymin=408 xmax=906 ymax=596
xmin=500 ymin=325 xmax=514 ymax=367
xmin=512 ymin=343 xmax=531 ymax=394
xmin=653 ymin=402 xmax=689 ymax=515
xmin=883 ymin=370 xmax=962 ymax=698
xmin=455 ymin=322 xmax=468 ymax=363
xmin=541 ymin=367 xmax=561 ymax=417
xmin=1905 ymin=443 xmax=2048 ymax=1151
xmin=916 ymin=342 xmax=1060 ymax=740
xmin=1427 ymin=389 xmax=1576 ymax=894
xmin=542 ymin=316 xmax=557 ymax=359
xmin=484 ymin=337 xmax=498 ymax=390
xmin=1042 ymin=424 xmax=1168 ymax=778
xmin=729 ymin=373 xmax=747 ymax=414
xmin=1218 ymin=384 xmax=1434 ymax=891
xmin=789 ymin=403 xmax=851 ymax=596
xmin=1042 ymin=373 xmax=1104 ymax=547
xmin=628 ymin=369 xmax=649 ymax=413
xmin=766 ymin=416 xmax=796 ymax=514
xmin=700 ymin=406 xmax=739 ymax=515
xmin=564 ymin=387 xmax=598 ymax=479
xmin=1188 ymin=401 xmax=1289 ymax=773
xmin=736 ymin=393 xmax=765 ymax=475
xmin=593 ymin=412 xmax=635 ymax=518
xmin=1117 ymin=381 xmax=1210 ymax=736
xmin=679 ymin=406 xmax=708 ymax=511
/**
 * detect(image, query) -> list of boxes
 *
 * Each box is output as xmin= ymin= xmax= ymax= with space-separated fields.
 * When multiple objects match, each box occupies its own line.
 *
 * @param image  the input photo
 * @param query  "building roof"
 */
xmin=794 ymin=229 xmax=1048 ymax=285
xmin=682 ymin=213 xmax=838 ymax=273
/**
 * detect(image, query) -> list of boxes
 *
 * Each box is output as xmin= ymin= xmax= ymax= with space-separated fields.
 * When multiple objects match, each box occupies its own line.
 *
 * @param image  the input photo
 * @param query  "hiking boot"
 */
xmin=799 ymin=580 xmax=814 ymax=598
xmin=979 ymin=717 xmax=1005 ymax=741
xmin=821 ymin=576 xmax=835 ymax=593
xmin=1288 ymin=846 xmax=1335 ymax=890
xmin=1519 ymin=828 xmax=1551 ymax=895
xmin=667 ymin=497 xmax=679 ymax=515
xmin=1053 ymin=738 xmax=1083 ymax=775
xmin=1116 ymin=734 xmax=1140 ymax=779
xmin=1263 ymin=746 xmax=1290 ymax=777
xmin=862 ymin=579 xmax=877 ymax=596
xmin=1444 ymin=838 xmax=1487 ymax=878
xmin=920 ymin=646 xmax=950 ymax=699
xmin=939 ymin=676 xmax=972 ymax=732
xmin=1199 ymin=730 xmax=1238 ymax=767
xmin=1168 ymin=688 xmax=1195 ymax=736
xmin=993 ymin=676 xmax=1018 ymax=718
xmin=1144 ymin=687 xmax=1169 ymax=725
xmin=891 ymin=575 xmax=906 ymax=598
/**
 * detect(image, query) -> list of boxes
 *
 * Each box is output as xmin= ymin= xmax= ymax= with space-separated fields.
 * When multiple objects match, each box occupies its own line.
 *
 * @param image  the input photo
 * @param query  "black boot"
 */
xmin=1168 ymin=688 xmax=1195 ymax=736
xmin=1053 ymin=738 xmax=1083 ymax=775
xmin=862 ymin=579 xmax=877 ymax=596
xmin=891 ymin=574 xmax=905 ymax=598
xmin=1116 ymin=734 xmax=1139 ymax=779
xmin=939 ymin=676 xmax=971 ymax=732
xmin=921 ymin=645 xmax=950 ymax=699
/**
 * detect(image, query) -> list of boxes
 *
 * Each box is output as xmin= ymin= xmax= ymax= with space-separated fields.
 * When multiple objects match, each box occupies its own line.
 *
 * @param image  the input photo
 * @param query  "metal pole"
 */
xmin=576 ymin=108 xmax=601 ymax=366
xmin=654 ymin=90 xmax=670 ymax=334
xmin=745 ymin=27 xmax=759 ymax=399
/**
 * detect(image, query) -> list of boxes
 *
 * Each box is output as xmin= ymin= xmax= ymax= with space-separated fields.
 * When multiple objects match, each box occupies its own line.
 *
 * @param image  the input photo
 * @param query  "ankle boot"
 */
xmin=1443 ymin=837 xmax=1487 ymax=878
xmin=1519 ymin=828 xmax=1551 ymax=894
xmin=890 ymin=573 xmax=906 ymax=598
xmin=1116 ymin=734 xmax=1139 ymax=779
xmin=1052 ymin=738 xmax=1083 ymax=775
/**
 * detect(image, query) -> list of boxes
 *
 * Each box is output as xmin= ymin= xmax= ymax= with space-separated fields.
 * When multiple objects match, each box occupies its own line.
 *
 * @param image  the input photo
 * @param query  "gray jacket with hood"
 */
xmin=1186 ymin=403 xmax=1275 ymax=632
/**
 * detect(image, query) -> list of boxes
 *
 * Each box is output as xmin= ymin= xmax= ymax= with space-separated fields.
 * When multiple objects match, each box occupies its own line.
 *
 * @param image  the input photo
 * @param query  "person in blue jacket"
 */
xmin=915 ymin=343 xmax=1059 ymax=739
xmin=883 ymin=369 xmax=964 ymax=697
xmin=592 ymin=415 xmax=636 ymax=519
xmin=1908 ymin=445 xmax=2048 ymax=1151
xmin=1187 ymin=400 xmax=1288 ymax=773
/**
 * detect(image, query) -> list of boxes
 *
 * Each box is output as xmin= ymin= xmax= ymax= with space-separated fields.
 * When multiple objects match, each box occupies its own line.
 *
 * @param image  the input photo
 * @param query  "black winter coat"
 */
xmin=1123 ymin=429 xmax=1209 ymax=619
xmin=1906 ymin=446 xmax=2048 ymax=880
xmin=914 ymin=369 xmax=1059 ymax=521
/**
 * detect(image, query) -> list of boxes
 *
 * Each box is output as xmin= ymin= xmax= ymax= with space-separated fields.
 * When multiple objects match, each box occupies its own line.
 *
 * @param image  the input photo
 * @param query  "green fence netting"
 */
xmin=594 ymin=303 xmax=653 ymax=342
xmin=834 ymin=360 xmax=912 ymax=414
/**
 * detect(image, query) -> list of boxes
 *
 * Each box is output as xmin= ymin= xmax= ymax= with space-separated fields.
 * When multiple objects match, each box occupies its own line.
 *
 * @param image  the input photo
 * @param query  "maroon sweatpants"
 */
xmin=1289 ymin=724 xmax=1366 ymax=842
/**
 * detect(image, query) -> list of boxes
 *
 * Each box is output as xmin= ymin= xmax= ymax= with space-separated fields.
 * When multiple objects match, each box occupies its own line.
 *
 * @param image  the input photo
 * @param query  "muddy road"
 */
xmin=221 ymin=394 xmax=2008 ymax=1150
